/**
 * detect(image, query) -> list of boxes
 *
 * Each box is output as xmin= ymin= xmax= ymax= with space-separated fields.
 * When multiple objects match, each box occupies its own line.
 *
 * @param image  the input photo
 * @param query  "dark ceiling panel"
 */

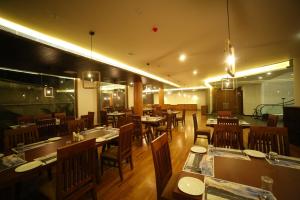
xmin=0 ymin=30 xmax=168 ymax=87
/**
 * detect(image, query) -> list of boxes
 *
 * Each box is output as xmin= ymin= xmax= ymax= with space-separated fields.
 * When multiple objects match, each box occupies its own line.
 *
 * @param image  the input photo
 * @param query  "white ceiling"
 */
xmin=0 ymin=0 xmax=299 ymax=87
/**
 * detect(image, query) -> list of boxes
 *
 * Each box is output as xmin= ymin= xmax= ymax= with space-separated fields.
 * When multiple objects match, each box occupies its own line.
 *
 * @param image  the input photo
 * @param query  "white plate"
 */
xmin=15 ymin=160 xmax=43 ymax=172
xmin=96 ymin=137 xmax=105 ymax=143
xmin=244 ymin=149 xmax=265 ymax=158
xmin=0 ymin=153 xmax=4 ymax=158
xmin=191 ymin=146 xmax=207 ymax=154
xmin=47 ymin=137 xmax=62 ymax=142
xmin=178 ymin=176 xmax=205 ymax=196
xmin=95 ymin=126 xmax=104 ymax=129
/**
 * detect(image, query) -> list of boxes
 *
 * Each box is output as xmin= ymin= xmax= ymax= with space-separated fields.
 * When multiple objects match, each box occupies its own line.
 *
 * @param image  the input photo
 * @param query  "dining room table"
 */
xmin=206 ymin=118 xmax=251 ymax=128
xmin=107 ymin=111 xmax=126 ymax=127
xmin=141 ymin=116 xmax=165 ymax=141
xmin=0 ymin=126 xmax=119 ymax=187
xmin=162 ymin=110 xmax=181 ymax=127
xmin=161 ymin=146 xmax=300 ymax=200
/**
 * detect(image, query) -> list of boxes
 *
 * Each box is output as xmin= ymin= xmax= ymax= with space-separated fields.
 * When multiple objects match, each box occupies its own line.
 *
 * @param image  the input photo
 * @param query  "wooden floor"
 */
xmin=95 ymin=111 xmax=300 ymax=200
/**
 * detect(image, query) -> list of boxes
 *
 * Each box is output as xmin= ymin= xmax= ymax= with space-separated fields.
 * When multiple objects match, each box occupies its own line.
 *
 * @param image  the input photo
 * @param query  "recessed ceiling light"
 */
xmin=267 ymin=72 xmax=272 ymax=75
xmin=129 ymin=82 xmax=133 ymax=85
xmin=193 ymin=70 xmax=198 ymax=75
xmin=258 ymin=76 xmax=263 ymax=80
xmin=291 ymin=73 xmax=294 ymax=76
xmin=179 ymin=54 xmax=186 ymax=62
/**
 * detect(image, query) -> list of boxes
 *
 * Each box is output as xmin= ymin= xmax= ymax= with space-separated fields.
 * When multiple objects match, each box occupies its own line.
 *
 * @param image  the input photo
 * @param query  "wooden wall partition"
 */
xmin=159 ymin=85 xmax=164 ymax=106
xmin=212 ymin=87 xmax=243 ymax=114
xmin=134 ymin=79 xmax=143 ymax=116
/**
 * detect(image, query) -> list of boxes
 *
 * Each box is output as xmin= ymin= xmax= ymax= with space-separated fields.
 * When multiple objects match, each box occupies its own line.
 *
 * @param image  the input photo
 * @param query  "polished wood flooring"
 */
xmin=95 ymin=111 xmax=300 ymax=200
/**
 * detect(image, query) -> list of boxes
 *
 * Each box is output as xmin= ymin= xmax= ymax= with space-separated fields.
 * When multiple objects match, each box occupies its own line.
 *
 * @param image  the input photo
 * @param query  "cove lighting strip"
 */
xmin=143 ymin=85 xmax=208 ymax=93
xmin=0 ymin=17 xmax=180 ymax=87
xmin=204 ymin=60 xmax=291 ymax=87
xmin=0 ymin=66 xmax=75 ymax=80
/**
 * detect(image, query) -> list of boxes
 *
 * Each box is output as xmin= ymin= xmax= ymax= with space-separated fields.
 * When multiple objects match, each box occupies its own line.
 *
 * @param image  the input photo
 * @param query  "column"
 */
xmin=294 ymin=58 xmax=300 ymax=106
xmin=134 ymin=78 xmax=143 ymax=116
xmin=159 ymin=84 xmax=164 ymax=106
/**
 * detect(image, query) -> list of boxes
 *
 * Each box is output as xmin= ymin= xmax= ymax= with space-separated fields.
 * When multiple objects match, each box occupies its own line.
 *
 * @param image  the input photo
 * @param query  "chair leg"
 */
xmin=101 ymin=158 xmax=104 ymax=175
xmin=207 ymin=133 xmax=211 ymax=144
xmin=118 ymin=160 xmax=123 ymax=181
xmin=129 ymin=156 xmax=134 ymax=170
xmin=194 ymin=134 xmax=197 ymax=144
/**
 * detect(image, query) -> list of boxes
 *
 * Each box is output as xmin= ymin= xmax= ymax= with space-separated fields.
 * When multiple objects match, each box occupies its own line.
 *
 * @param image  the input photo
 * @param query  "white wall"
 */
xmin=127 ymin=86 xmax=134 ymax=108
xmin=152 ymin=90 xmax=207 ymax=109
xmin=262 ymin=81 xmax=294 ymax=104
xmin=77 ymin=79 xmax=98 ymax=124
xmin=242 ymin=84 xmax=262 ymax=115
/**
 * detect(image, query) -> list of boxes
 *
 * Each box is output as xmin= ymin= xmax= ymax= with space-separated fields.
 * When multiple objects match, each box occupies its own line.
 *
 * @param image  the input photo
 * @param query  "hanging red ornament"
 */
xmin=152 ymin=26 xmax=158 ymax=32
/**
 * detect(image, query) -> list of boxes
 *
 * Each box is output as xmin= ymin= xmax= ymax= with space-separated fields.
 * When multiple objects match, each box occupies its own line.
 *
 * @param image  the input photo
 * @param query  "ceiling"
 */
xmin=0 ymin=0 xmax=300 ymax=87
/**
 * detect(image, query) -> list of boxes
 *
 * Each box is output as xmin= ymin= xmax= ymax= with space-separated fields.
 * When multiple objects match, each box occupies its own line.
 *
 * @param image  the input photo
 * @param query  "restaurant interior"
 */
xmin=0 ymin=0 xmax=300 ymax=200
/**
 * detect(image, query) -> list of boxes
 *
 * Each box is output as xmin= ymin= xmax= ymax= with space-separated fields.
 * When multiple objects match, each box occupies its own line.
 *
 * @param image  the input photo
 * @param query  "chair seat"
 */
xmin=196 ymin=128 xmax=210 ymax=134
xmin=157 ymin=125 xmax=167 ymax=131
xmin=102 ymin=146 xmax=118 ymax=159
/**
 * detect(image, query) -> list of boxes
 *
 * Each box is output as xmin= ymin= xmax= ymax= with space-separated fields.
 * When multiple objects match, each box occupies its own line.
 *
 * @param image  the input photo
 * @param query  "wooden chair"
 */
xmin=100 ymin=110 xmax=113 ymax=126
xmin=116 ymin=116 xmax=131 ymax=128
xmin=212 ymin=124 xmax=243 ymax=149
xmin=175 ymin=109 xmax=186 ymax=126
xmin=101 ymin=123 xmax=134 ymax=181
xmin=267 ymin=114 xmax=279 ymax=127
xmin=67 ymin=119 xmax=85 ymax=134
xmin=36 ymin=118 xmax=57 ymax=140
xmin=217 ymin=117 xmax=239 ymax=125
xmin=150 ymin=133 xmax=172 ymax=200
xmin=248 ymin=126 xmax=289 ymax=155
xmin=40 ymin=139 xmax=97 ymax=200
xmin=156 ymin=114 xmax=173 ymax=140
xmin=4 ymin=125 xmax=39 ymax=151
xmin=217 ymin=110 xmax=232 ymax=118
xmin=81 ymin=115 xmax=94 ymax=129
xmin=132 ymin=115 xmax=148 ymax=144
xmin=192 ymin=113 xmax=211 ymax=144
xmin=17 ymin=115 xmax=34 ymax=124
xmin=54 ymin=112 xmax=67 ymax=124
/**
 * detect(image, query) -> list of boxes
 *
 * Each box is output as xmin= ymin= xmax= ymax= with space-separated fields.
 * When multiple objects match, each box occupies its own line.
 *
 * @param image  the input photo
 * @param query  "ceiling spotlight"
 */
xmin=267 ymin=72 xmax=272 ymax=75
xmin=258 ymin=76 xmax=263 ymax=80
xmin=130 ymin=82 xmax=133 ymax=85
xmin=179 ymin=54 xmax=186 ymax=62
xmin=193 ymin=70 xmax=198 ymax=75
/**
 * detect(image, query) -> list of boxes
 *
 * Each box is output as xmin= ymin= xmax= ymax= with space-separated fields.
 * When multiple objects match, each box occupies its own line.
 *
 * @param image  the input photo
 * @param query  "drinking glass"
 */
xmin=16 ymin=143 xmax=25 ymax=159
xmin=260 ymin=176 xmax=273 ymax=199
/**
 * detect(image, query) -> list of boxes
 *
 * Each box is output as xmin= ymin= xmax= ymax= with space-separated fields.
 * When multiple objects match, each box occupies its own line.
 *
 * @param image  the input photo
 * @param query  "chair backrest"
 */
xmin=132 ymin=115 xmax=142 ymax=137
xmin=267 ymin=114 xmax=278 ymax=127
xmin=166 ymin=114 xmax=172 ymax=131
xmin=217 ymin=111 xmax=232 ymax=118
xmin=54 ymin=112 xmax=67 ymax=124
xmin=81 ymin=115 xmax=94 ymax=129
xmin=34 ymin=114 xmax=52 ymax=121
xmin=192 ymin=113 xmax=198 ymax=132
xmin=67 ymin=119 xmax=85 ymax=134
xmin=151 ymin=133 xmax=172 ymax=200
xmin=213 ymin=124 xmax=243 ymax=149
xmin=217 ymin=117 xmax=239 ymax=125
xmin=36 ymin=118 xmax=57 ymax=139
xmin=4 ymin=125 xmax=39 ymax=151
xmin=248 ymin=126 xmax=289 ymax=155
xmin=17 ymin=115 xmax=34 ymax=124
xmin=56 ymin=139 xmax=96 ymax=200
xmin=118 ymin=123 xmax=134 ymax=160
xmin=100 ymin=110 xmax=108 ymax=126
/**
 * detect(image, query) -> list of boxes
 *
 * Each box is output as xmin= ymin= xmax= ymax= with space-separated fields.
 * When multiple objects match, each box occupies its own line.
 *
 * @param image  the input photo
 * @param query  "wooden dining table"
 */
xmin=206 ymin=118 xmax=251 ymax=128
xmin=107 ymin=112 xmax=126 ymax=127
xmin=141 ymin=116 xmax=165 ymax=140
xmin=0 ymin=127 xmax=119 ymax=187
xmin=161 ymin=152 xmax=300 ymax=200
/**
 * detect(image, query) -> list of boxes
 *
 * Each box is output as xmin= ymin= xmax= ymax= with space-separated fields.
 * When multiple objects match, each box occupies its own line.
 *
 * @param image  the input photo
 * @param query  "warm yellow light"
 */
xmin=205 ymin=60 xmax=290 ymax=87
xmin=0 ymin=17 xmax=180 ymax=87
xmin=193 ymin=70 xmax=198 ymax=75
xmin=142 ymin=85 xmax=208 ymax=93
xmin=87 ymin=73 xmax=92 ymax=78
xmin=179 ymin=54 xmax=187 ymax=62
xmin=226 ymin=54 xmax=235 ymax=66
